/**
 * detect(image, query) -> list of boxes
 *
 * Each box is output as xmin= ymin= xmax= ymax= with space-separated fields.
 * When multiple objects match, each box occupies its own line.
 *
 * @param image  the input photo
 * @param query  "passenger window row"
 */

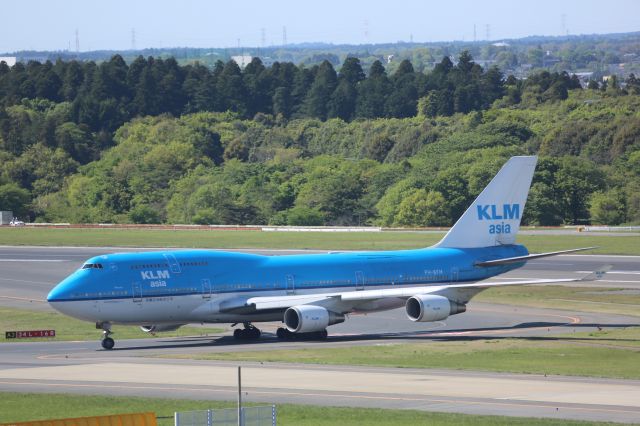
xmin=130 ymin=263 xmax=169 ymax=270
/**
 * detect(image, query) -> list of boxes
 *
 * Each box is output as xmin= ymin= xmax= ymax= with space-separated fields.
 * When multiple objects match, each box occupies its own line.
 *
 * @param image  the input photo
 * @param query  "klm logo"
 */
xmin=477 ymin=204 xmax=520 ymax=235
xmin=141 ymin=270 xmax=170 ymax=280
xmin=477 ymin=204 xmax=520 ymax=221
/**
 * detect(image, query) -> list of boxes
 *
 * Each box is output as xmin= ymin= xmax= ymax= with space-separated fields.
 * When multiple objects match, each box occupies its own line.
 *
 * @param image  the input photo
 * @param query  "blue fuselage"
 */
xmin=48 ymin=245 xmax=528 ymax=306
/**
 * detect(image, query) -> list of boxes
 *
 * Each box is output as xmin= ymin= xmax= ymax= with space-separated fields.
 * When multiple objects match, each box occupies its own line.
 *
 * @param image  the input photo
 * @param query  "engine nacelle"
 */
xmin=405 ymin=295 xmax=466 ymax=322
xmin=140 ymin=324 xmax=184 ymax=333
xmin=284 ymin=305 xmax=345 ymax=333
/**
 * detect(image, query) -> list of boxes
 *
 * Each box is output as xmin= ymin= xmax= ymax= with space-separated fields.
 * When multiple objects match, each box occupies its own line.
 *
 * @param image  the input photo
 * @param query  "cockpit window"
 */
xmin=81 ymin=263 xmax=103 ymax=270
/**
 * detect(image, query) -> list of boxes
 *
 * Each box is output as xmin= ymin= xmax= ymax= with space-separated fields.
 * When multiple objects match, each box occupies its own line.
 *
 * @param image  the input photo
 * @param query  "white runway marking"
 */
xmin=0 ymin=277 xmax=55 ymax=285
xmin=0 ymin=259 xmax=66 ymax=262
xmin=577 ymin=270 xmax=640 ymax=275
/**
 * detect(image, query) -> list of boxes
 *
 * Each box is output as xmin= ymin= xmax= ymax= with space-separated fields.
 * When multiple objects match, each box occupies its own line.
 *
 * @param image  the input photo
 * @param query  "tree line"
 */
xmin=0 ymin=54 xmax=639 ymax=227
xmin=0 ymin=52 xmax=598 ymax=138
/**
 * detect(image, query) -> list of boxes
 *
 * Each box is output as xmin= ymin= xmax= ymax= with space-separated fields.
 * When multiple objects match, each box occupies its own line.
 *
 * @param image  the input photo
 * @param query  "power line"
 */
xmin=75 ymin=29 xmax=79 ymax=53
xmin=282 ymin=26 xmax=287 ymax=46
xmin=131 ymin=28 xmax=136 ymax=50
xmin=364 ymin=19 xmax=369 ymax=42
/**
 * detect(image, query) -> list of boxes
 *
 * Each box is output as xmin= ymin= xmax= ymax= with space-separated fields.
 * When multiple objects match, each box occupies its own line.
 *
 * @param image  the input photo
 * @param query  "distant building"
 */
xmin=573 ymin=72 xmax=594 ymax=87
xmin=542 ymin=51 xmax=561 ymax=68
xmin=492 ymin=42 xmax=510 ymax=47
xmin=0 ymin=211 xmax=13 ymax=225
xmin=231 ymin=55 xmax=253 ymax=68
xmin=231 ymin=55 xmax=274 ymax=68
xmin=0 ymin=56 xmax=16 ymax=66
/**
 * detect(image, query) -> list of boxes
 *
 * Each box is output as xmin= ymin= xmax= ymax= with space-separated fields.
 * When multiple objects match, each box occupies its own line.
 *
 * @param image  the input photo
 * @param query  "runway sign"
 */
xmin=5 ymin=330 xmax=56 ymax=339
xmin=0 ymin=412 xmax=157 ymax=426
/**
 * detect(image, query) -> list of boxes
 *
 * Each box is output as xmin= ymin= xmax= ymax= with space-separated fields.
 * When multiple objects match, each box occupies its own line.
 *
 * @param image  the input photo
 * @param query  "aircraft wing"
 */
xmin=225 ymin=266 xmax=610 ymax=312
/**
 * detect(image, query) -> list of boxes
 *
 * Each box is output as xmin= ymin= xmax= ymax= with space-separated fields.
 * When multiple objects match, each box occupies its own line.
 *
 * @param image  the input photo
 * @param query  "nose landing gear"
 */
xmin=97 ymin=322 xmax=115 ymax=350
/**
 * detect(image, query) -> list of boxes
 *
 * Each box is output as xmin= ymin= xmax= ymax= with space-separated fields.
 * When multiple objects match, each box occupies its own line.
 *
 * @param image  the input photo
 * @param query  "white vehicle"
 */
xmin=9 ymin=218 xmax=25 ymax=227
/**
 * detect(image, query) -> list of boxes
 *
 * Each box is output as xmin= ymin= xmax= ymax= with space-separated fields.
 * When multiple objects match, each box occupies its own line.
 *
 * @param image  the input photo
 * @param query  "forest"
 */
xmin=0 ymin=53 xmax=639 ymax=227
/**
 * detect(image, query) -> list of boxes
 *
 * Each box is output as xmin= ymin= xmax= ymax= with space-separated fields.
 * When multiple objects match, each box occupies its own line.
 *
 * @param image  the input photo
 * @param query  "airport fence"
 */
xmin=174 ymin=406 xmax=276 ymax=426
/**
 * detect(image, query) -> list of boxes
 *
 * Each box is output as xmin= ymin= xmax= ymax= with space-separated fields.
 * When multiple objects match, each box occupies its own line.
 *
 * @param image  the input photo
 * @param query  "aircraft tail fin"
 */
xmin=434 ymin=156 xmax=537 ymax=249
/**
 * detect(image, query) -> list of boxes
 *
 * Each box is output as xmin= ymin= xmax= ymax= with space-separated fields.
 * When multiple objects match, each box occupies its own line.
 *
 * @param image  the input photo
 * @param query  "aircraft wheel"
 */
xmin=101 ymin=337 xmax=115 ymax=350
xmin=317 ymin=329 xmax=328 ymax=339
xmin=233 ymin=329 xmax=242 ymax=339
xmin=276 ymin=327 xmax=289 ymax=339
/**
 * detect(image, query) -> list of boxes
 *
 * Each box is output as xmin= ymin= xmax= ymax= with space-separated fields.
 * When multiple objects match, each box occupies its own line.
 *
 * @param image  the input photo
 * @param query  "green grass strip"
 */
xmin=476 ymin=285 xmax=640 ymax=316
xmin=160 ymin=327 xmax=640 ymax=380
xmin=0 ymin=228 xmax=638 ymax=255
xmin=0 ymin=392 xmax=628 ymax=426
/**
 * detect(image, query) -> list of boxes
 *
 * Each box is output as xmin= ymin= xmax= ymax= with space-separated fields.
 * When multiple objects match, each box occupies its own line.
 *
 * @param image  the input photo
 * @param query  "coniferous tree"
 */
xmin=385 ymin=59 xmax=417 ymax=118
xmin=243 ymin=57 xmax=272 ymax=117
xmin=61 ymin=60 xmax=84 ymax=101
xmin=327 ymin=57 xmax=365 ymax=121
xmin=217 ymin=60 xmax=248 ymax=116
xmin=355 ymin=60 xmax=391 ymax=119
xmin=303 ymin=60 xmax=337 ymax=120
xmin=290 ymin=65 xmax=314 ymax=118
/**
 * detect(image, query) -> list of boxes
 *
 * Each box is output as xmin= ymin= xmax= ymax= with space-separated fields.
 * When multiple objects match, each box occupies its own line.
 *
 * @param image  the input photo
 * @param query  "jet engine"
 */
xmin=140 ymin=324 xmax=184 ymax=333
xmin=284 ymin=305 xmax=345 ymax=333
xmin=405 ymin=295 xmax=466 ymax=322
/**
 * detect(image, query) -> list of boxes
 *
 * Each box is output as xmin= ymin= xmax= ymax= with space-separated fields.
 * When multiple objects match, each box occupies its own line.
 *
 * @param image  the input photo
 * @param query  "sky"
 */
xmin=1 ymin=0 xmax=639 ymax=53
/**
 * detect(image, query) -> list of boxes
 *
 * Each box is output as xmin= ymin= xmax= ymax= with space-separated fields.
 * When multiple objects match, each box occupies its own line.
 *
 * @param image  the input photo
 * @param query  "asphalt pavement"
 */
xmin=0 ymin=246 xmax=639 ymax=423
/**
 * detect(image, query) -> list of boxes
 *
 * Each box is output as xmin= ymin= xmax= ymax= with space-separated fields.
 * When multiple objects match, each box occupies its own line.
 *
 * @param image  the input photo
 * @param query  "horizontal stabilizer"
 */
xmin=474 ymin=247 xmax=596 ymax=267
xmin=580 ymin=264 xmax=612 ymax=281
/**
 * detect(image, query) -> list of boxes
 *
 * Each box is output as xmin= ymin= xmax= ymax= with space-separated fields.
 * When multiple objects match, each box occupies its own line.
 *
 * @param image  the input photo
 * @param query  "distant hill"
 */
xmin=3 ymin=31 xmax=640 ymax=78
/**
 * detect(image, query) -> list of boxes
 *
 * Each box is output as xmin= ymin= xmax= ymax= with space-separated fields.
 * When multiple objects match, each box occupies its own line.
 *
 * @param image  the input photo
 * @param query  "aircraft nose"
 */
xmin=47 ymin=272 xmax=81 ymax=303
xmin=46 ymin=283 xmax=67 ymax=303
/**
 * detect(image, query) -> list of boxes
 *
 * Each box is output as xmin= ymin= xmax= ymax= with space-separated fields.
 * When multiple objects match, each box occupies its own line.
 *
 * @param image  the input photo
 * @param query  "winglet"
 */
xmin=581 ymin=265 xmax=612 ymax=281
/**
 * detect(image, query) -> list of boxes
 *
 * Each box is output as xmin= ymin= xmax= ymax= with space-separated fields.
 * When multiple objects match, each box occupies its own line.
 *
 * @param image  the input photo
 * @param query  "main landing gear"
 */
xmin=97 ymin=322 xmax=115 ymax=350
xmin=276 ymin=327 xmax=328 ymax=340
xmin=233 ymin=323 xmax=262 ymax=340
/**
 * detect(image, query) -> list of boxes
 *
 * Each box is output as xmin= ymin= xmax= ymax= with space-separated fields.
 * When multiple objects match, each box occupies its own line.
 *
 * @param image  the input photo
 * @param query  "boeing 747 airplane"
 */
xmin=47 ymin=156 xmax=604 ymax=349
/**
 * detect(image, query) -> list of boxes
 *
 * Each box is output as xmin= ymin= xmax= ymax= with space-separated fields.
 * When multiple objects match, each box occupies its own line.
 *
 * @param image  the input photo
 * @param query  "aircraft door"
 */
xmin=450 ymin=267 xmax=459 ymax=283
xmin=132 ymin=282 xmax=142 ymax=304
xmin=285 ymin=274 xmax=295 ymax=295
xmin=163 ymin=253 xmax=181 ymax=274
xmin=201 ymin=278 xmax=211 ymax=299
xmin=355 ymin=270 xmax=365 ymax=291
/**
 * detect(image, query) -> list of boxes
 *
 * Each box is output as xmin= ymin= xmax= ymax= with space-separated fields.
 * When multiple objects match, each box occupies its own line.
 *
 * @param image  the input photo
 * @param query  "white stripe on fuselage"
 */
xmin=49 ymin=285 xmax=413 ymax=325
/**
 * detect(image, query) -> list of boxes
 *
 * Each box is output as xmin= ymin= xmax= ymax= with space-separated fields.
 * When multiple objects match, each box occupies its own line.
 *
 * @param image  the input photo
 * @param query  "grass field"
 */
xmin=0 ymin=307 xmax=225 ymax=343
xmin=476 ymin=285 xmax=640 ymax=316
xmin=0 ymin=227 xmax=638 ymax=254
xmin=159 ymin=327 xmax=640 ymax=379
xmin=0 ymin=392 xmax=629 ymax=426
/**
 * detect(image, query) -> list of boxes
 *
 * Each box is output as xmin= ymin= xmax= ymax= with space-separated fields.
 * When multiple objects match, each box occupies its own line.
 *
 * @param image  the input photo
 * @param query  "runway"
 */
xmin=1 ymin=246 xmax=639 ymax=423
